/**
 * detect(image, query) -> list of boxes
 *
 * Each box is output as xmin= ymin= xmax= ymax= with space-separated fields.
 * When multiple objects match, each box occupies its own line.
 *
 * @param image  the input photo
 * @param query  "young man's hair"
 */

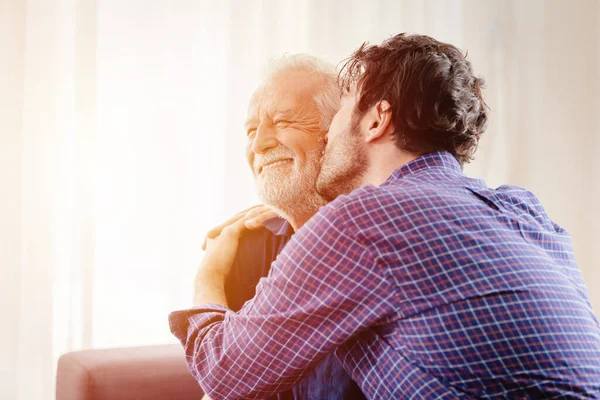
xmin=339 ymin=33 xmax=488 ymax=165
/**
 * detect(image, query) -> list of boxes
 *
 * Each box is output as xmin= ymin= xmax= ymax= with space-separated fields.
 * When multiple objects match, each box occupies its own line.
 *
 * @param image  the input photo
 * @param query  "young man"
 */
xmin=171 ymin=34 xmax=600 ymax=399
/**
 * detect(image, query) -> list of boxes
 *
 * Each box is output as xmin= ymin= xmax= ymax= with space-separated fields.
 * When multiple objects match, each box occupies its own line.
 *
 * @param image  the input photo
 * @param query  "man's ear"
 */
xmin=364 ymin=100 xmax=393 ymax=143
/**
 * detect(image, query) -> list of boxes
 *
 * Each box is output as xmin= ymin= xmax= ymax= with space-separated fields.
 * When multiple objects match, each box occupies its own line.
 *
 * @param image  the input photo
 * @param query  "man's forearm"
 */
xmin=169 ymin=301 xmax=313 ymax=399
xmin=170 ymin=205 xmax=393 ymax=399
xmin=194 ymin=271 xmax=228 ymax=307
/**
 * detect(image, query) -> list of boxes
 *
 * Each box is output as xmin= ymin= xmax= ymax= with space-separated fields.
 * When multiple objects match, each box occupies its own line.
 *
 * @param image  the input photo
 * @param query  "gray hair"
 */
xmin=263 ymin=54 xmax=340 ymax=131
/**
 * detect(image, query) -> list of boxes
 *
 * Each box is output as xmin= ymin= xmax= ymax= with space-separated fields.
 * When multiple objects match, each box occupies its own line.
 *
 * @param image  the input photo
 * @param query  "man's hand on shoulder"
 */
xmin=194 ymin=205 xmax=279 ymax=306
xmin=201 ymin=204 xmax=279 ymax=250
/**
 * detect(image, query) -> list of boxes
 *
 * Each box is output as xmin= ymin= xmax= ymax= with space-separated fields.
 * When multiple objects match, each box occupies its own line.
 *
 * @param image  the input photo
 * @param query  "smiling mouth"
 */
xmin=259 ymin=158 xmax=293 ymax=174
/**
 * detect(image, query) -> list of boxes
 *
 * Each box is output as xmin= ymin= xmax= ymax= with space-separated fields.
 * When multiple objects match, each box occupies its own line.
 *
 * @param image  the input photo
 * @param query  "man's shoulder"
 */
xmin=227 ymin=217 xmax=292 ymax=312
xmin=321 ymin=181 xmax=431 ymax=218
xmin=313 ymin=179 xmax=465 ymax=238
xmin=237 ymin=217 xmax=292 ymax=255
xmin=308 ymin=184 xmax=407 ymax=235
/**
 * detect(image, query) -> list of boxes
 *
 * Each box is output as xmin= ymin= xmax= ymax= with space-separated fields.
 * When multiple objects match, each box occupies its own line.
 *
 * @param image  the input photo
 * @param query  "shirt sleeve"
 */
xmin=169 ymin=199 xmax=397 ymax=399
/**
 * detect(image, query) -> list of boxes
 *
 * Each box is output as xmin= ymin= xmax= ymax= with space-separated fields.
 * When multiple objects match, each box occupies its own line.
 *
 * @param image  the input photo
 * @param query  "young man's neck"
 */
xmin=361 ymin=148 xmax=420 ymax=187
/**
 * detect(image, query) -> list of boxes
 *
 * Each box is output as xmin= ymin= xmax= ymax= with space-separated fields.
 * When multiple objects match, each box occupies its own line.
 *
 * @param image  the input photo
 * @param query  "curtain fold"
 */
xmin=0 ymin=1 xmax=26 ymax=399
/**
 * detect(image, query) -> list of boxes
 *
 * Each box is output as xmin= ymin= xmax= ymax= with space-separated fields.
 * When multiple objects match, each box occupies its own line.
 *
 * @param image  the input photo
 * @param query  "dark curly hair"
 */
xmin=339 ymin=33 xmax=488 ymax=165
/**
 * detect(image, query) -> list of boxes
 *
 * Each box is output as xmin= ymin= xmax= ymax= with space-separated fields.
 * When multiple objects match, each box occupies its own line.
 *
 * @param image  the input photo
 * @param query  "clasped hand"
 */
xmin=194 ymin=205 xmax=278 ymax=305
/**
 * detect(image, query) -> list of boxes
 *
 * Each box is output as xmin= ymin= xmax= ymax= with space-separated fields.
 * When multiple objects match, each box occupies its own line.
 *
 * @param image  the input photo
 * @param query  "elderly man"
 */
xmin=200 ymin=55 xmax=365 ymax=399
xmin=172 ymin=33 xmax=600 ymax=399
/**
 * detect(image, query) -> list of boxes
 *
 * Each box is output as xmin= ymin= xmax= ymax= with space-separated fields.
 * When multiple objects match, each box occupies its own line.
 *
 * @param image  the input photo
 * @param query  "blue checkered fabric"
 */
xmin=170 ymin=151 xmax=600 ymax=399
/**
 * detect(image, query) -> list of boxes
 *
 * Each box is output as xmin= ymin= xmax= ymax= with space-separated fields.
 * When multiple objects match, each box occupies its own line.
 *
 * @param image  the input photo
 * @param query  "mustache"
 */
xmin=253 ymin=147 xmax=296 ymax=171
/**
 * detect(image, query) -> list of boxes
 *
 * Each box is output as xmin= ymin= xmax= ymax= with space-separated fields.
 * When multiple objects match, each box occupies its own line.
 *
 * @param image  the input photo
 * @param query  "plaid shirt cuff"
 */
xmin=169 ymin=304 xmax=230 ymax=347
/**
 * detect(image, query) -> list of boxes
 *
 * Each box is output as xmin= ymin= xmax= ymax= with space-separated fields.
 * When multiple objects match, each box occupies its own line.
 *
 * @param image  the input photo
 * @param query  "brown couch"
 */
xmin=56 ymin=345 xmax=204 ymax=400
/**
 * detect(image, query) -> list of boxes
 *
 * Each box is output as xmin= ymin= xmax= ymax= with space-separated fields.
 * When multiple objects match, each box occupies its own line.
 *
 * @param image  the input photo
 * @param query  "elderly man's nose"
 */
xmin=252 ymin=126 xmax=277 ymax=154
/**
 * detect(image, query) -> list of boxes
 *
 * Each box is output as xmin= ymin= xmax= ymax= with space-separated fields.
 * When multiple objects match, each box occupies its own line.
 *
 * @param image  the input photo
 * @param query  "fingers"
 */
xmin=221 ymin=214 xmax=251 ymax=237
xmin=202 ymin=205 xmax=273 ymax=250
xmin=244 ymin=208 xmax=279 ymax=229
xmin=202 ymin=209 xmax=248 ymax=250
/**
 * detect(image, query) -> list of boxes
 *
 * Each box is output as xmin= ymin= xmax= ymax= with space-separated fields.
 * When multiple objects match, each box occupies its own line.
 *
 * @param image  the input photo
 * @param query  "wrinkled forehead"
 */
xmin=246 ymin=71 xmax=323 ymax=120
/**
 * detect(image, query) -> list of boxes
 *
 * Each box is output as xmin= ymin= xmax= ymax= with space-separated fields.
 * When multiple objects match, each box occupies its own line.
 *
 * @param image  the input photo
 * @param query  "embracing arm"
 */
xmin=169 ymin=203 xmax=396 ymax=399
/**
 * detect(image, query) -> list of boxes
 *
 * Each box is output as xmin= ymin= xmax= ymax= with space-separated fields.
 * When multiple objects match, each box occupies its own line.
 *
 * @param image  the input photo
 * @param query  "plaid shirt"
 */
xmin=170 ymin=151 xmax=600 ymax=399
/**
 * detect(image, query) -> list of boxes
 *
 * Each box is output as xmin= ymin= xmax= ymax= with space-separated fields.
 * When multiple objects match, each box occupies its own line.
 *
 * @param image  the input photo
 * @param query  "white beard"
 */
xmin=255 ymin=145 xmax=326 ymax=220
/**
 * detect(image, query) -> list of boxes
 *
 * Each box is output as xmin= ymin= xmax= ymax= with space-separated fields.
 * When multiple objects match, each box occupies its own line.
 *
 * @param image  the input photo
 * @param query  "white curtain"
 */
xmin=1 ymin=0 xmax=599 ymax=399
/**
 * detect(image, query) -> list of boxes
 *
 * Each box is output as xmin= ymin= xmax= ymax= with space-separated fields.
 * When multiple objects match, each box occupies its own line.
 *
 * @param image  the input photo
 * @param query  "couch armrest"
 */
xmin=56 ymin=344 xmax=204 ymax=400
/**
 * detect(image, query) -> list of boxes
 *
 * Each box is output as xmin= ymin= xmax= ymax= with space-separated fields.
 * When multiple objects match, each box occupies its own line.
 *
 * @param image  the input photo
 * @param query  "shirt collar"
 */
xmin=263 ymin=216 xmax=294 ymax=237
xmin=385 ymin=151 xmax=463 ymax=183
